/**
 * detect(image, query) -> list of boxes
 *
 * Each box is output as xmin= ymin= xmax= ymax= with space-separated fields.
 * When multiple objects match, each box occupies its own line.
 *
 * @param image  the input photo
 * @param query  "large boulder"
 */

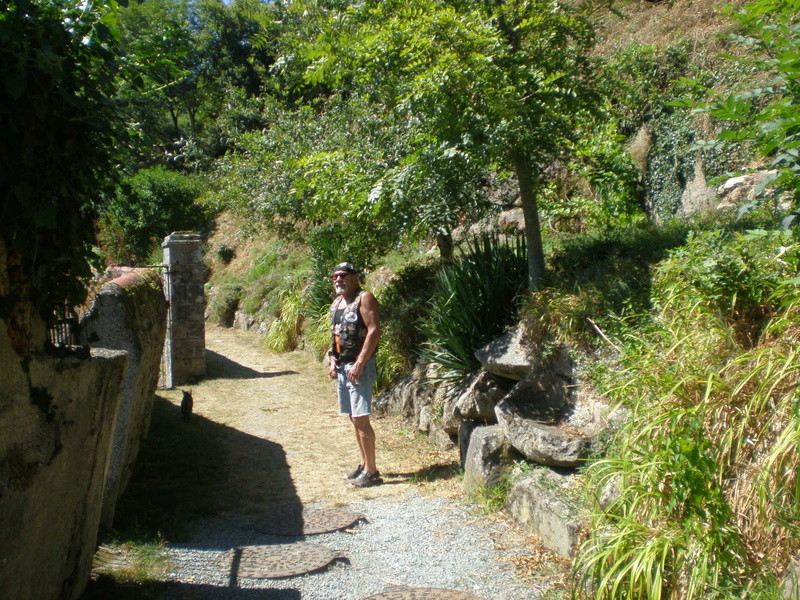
xmin=451 ymin=371 xmax=511 ymax=422
xmin=502 ymin=373 xmax=571 ymax=421
xmin=507 ymin=469 xmax=586 ymax=557
xmin=458 ymin=421 xmax=482 ymax=468
xmin=475 ymin=323 xmax=576 ymax=382
xmin=373 ymin=362 xmax=438 ymax=421
xmin=442 ymin=371 xmax=511 ymax=434
xmin=429 ymin=420 xmax=456 ymax=451
xmin=717 ymin=169 xmax=779 ymax=209
xmin=497 ymin=406 xmax=593 ymax=467
xmin=432 ymin=380 xmax=459 ymax=435
xmin=495 ymin=375 xmax=593 ymax=467
xmin=498 ymin=207 xmax=525 ymax=232
xmin=474 ymin=324 xmax=534 ymax=380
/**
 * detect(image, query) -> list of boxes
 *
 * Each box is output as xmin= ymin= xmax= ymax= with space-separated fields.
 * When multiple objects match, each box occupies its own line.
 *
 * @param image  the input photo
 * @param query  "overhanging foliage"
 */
xmin=1 ymin=0 xmax=126 ymax=315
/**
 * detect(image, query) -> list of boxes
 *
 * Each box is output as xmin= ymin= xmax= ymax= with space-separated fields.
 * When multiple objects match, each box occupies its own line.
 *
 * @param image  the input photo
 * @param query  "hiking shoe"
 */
xmin=344 ymin=464 xmax=364 ymax=480
xmin=350 ymin=470 xmax=383 ymax=488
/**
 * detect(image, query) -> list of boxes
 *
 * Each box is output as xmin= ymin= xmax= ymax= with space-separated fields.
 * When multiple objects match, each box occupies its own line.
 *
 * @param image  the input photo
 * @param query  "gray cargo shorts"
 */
xmin=337 ymin=357 xmax=377 ymax=417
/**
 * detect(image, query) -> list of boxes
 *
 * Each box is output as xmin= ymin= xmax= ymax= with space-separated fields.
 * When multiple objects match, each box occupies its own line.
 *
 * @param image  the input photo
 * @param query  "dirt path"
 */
xmin=176 ymin=324 xmax=463 ymax=514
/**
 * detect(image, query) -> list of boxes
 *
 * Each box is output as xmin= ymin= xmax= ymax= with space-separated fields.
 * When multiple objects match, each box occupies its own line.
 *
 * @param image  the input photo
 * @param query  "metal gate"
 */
xmin=157 ymin=265 xmax=172 ymax=389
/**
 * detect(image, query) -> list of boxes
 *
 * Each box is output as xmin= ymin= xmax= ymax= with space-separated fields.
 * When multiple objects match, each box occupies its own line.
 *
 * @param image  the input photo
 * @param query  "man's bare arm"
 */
xmin=349 ymin=291 xmax=380 ymax=383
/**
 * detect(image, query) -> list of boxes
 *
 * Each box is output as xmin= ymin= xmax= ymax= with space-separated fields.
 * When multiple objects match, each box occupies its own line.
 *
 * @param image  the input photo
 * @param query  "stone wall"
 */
xmin=80 ymin=268 xmax=168 ymax=528
xmin=162 ymin=232 xmax=206 ymax=386
xmin=0 ymin=241 xmax=128 ymax=600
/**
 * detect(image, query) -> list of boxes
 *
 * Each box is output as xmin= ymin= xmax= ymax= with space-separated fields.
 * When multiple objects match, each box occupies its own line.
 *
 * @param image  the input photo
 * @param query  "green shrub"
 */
xmin=264 ymin=289 xmax=303 ymax=352
xmin=375 ymin=323 xmax=413 ymax=392
xmin=653 ymin=229 xmax=798 ymax=348
xmin=305 ymin=304 xmax=334 ymax=361
xmin=2 ymin=0 xmax=126 ymax=314
xmin=604 ymin=42 xmax=695 ymax=137
xmin=306 ymin=221 xmax=392 ymax=312
xmin=377 ymin=261 xmax=439 ymax=361
xmin=532 ymin=222 xmax=691 ymax=349
xmin=100 ymin=166 xmax=209 ymax=265
xmin=421 ymin=233 xmax=527 ymax=381
xmin=694 ymin=0 xmax=800 ymax=231
xmin=537 ymin=120 xmax=645 ymax=234
xmin=206 ymin=284 xmax=242 ymax=327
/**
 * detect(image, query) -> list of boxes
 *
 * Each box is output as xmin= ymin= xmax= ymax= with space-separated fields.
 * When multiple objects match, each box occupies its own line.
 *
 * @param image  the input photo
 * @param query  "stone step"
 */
xmin=506 ymin=469 xmax=585 ymax=558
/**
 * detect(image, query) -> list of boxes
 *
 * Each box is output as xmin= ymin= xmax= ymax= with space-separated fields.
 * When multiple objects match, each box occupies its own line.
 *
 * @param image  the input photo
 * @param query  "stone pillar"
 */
xmin=162 ymin=232 xmax=205 ymax=387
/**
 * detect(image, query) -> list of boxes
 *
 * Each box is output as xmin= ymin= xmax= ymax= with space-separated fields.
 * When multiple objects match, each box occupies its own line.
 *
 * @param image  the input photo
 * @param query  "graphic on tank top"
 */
xmin=330 ymin=292 xmax=366 ymax=363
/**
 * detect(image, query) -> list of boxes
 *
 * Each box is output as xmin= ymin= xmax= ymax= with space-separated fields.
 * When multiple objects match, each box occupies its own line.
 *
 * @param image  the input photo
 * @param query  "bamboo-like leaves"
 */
xmin=575 ymin=231 xmax=800 ymax=599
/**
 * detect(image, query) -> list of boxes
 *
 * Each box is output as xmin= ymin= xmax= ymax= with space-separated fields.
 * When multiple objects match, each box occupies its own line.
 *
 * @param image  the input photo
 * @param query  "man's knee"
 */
xmin=351 ymin=415 xmax=374 ymax=433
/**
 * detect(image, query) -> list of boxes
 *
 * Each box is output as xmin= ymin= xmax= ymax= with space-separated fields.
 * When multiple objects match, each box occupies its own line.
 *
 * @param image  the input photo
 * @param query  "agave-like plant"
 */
xmin=421 ymin=232 xmax=527 ymax=381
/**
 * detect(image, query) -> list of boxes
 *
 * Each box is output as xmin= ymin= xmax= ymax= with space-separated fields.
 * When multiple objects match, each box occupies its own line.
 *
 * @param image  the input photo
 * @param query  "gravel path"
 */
xmin=163 ymin=493 xmax=545 ymax=600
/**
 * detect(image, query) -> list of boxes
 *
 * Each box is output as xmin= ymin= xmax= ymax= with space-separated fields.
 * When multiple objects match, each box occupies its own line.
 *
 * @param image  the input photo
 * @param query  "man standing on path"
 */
xmin=328 ymin=262 xmax=382 ymax=488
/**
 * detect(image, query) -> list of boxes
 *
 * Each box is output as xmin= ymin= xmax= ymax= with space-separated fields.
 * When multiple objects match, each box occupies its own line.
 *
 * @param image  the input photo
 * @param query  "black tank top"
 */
xmin=330 ymin=292 xmax=367 ymax=364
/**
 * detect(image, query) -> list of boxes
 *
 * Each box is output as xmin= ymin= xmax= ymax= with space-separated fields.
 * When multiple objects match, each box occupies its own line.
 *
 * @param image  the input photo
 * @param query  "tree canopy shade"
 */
xmin=115 ymin=0 xmax=284 ymax=166
xmin=0 ymin=0 xmax=126 ymax=316
xmin=299 ymin=0 xmax=609 ymax=289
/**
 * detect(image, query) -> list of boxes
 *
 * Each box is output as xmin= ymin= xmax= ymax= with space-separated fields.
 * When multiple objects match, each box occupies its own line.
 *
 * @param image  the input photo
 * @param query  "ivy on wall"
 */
xmin=645 ymin=107 xmax=756 ymax=223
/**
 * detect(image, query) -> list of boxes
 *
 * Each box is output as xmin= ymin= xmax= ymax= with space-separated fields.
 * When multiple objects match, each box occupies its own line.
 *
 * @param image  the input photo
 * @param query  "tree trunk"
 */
xmin=188 ymin=107 xmax=197 ymax=137
xmin=512 ymin=150 xmax=546 ymax=290
xmin=436 ymin=230 xmax=454 ymax=264
xmin=168 ymin=104 xmax=180 ymax=139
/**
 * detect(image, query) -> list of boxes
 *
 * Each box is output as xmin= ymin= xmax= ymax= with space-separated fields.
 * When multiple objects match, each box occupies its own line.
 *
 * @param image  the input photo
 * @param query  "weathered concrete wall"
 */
xmin=0 ymin=241 xmax=128 ymax=600
xmin=80 ymin=268 xmax=168 ymax=528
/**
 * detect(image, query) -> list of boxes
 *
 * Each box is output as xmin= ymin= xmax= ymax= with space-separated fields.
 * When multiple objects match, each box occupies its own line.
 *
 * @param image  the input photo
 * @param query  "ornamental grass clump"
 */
xmin=264 ymin=288 xmax=304 ymax=352
xmin=574 ymin=230 xmax=800 ymax=600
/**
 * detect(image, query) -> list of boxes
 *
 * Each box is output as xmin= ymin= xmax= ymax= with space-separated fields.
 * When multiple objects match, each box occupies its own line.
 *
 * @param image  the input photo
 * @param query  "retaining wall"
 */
xmin=0 ymin=241 xmax=129 ymax=600
xmin=0 ymin=238 xmax=171 ymax=599
xmin=80 ymin=267 xmax=168 ymax=528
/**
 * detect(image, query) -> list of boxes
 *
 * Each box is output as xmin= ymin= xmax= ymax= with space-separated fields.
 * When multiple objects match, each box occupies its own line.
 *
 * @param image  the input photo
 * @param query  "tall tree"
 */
xmin=117 ymin=0 xmax=199 ymax=151
xmin=195 ymin=0 xmax=278 ymax=100
xmin=300 ymin=0 xmax=608 ymax=289
xmin=116 ymin=0 xmax=282 ymax=167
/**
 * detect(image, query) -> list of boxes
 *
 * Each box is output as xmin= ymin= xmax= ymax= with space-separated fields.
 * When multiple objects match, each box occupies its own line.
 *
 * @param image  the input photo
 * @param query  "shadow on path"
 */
xmin=81 ymin=385 xmax=307 ymax=599
xmin=204 ymin=350 xmax=298 ymax=380
xmin=82 ymin=576 xmax=301 ymax=599
xmin=111 ymin=395 xmax=304 ymax=546
xmin=385 ymin=461 xmax=461 ymax=484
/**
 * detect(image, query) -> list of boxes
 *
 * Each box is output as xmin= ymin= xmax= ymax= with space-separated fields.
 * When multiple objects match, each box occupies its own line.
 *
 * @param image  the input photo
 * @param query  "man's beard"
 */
xmin=334 ymin=283 xmax=347 ymax=294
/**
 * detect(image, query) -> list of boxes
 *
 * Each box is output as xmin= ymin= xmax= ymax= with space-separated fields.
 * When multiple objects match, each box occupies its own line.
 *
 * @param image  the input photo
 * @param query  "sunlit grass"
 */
xmin=572 ymin=231 xmax=800 ymax=600
xmin=92 ymin=541 xmax=173 ymax=583
xmin=264 ymin=288 xmax=303 ymax=352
